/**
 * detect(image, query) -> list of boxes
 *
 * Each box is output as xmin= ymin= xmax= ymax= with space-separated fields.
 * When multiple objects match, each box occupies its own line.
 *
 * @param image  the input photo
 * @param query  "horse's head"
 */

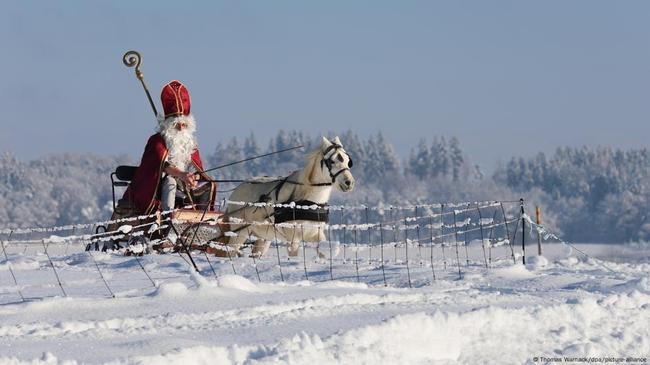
xmin=320 ymin=136 xmax=355 ymax=192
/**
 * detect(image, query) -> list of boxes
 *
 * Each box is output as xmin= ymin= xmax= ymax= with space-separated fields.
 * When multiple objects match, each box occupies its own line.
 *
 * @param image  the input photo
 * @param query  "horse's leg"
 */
xmin=209 ymin=225 xmax=246 ymax=258
xmin=287 ymin=243 xmax=300 ymax=257
xmin=262 ymin=221 xmax=301 ymax=258
xmin=285 ymin=227 xmax=300 ymax=257
xmin=316 ymin=228 xmax=327 ymax=259
xmin=251 ymin=239 xmax=271 ymax=258
xmin=251 ymin=224 xmax=275 ymax=258
xmin=230 ymin=228 xmax=248 ymax=256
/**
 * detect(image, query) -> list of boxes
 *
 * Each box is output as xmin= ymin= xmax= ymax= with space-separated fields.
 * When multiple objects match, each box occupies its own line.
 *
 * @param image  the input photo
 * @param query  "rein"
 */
xmin=201 ymin=178 xmax=331 ymax=186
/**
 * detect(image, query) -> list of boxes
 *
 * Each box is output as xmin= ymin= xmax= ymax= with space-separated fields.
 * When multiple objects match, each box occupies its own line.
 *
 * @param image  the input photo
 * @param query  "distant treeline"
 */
xmin=2 ymin=130 xmax=649 ymax=243
xmin=495 ymin=147 xmax=650 ymax=242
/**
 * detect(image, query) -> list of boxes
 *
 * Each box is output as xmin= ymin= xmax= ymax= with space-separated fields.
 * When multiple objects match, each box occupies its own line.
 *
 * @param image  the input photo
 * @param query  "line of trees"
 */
xmin=0 ymin=152 xmax=130 ymax=228
xmin=2 ymin=131 xmax=649 ymax=243
xmin=495 ymin=147 xmax=650 ymax=242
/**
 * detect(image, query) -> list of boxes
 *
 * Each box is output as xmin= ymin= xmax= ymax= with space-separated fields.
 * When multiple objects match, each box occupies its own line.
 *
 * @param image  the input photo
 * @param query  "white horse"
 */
xmin=223 ymin=136 xmax=355 ymax=257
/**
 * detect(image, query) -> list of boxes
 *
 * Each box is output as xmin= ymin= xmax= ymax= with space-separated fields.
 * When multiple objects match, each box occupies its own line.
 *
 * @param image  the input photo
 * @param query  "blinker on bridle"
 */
xmin=321 ymin=144 xmax=353 ymax=183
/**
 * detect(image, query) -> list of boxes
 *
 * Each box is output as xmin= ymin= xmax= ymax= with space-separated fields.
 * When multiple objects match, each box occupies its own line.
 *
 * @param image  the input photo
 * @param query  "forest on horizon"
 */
xmin=2 ymin=130 xmax=650 ymax=243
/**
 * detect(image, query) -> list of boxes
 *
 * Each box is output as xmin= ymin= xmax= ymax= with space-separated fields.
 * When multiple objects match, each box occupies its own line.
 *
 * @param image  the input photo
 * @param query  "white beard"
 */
xmin=159 ymin=115 xmax=197 ymax=171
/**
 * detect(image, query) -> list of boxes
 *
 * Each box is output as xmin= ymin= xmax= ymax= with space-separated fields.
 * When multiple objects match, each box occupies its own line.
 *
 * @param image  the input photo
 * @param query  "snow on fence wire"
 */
xmin=0 ymin=200 xmax=530 ymax=302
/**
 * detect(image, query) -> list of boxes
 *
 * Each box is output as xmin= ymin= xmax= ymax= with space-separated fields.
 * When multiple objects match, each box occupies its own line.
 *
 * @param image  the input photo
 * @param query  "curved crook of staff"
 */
xmin=123 ymin=50 xmax=159 ymax=118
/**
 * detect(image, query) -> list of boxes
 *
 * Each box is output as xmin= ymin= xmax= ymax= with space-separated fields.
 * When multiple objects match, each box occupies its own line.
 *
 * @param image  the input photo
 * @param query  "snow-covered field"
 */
xmin=0 ymin=241 xmax=648 ymax=364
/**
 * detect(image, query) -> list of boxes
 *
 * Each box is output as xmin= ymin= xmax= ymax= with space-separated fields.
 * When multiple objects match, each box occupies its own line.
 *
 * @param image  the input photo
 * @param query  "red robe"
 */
xmin=122 ymin=133 xmax=216 ymax=214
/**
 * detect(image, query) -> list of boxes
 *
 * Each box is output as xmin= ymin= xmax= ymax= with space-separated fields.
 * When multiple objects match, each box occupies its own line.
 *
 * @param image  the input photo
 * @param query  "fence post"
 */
xmin=452 ymin=210 xmax=462 ymax=279
xmin=379 ymin=223 xmax=387 ymax=286
xmin=341 ymin=208 xmax=347 ymax=263
xmin=365 ymin=207 xmax=372 ymax=265
xmin=273 ymin=224 xmax=285 ymax=282
xmin=520 ymin=198 xmax=526 ymax=265
xmin=536 ymin=206 xmax=543 ymax=255
xmin=42 ymin=239 xmax=68 ymax=297
xmin=354 ymin=229 xmax=360 ymax=282
xmin=476 ymin=205 xmax=488 ymax=269
xmin=300 ymin=224 xmax=309 ymax=281
xmin=1 ymin=231 xmax=25 ymax=302
xmin=403 ymin=217 xmax=412 ymax=288
xmin=415 ymin=206 xmax=423 ymax=264
xmin=500 ymin=202 xmax=516 ymax=264
xmin=428 ymin=216 xmax=436 ymax=282
xmin=440 ymin=204 xmax=447 ymax=270
xmin=328 ymin=222 xmax=334 ymax=281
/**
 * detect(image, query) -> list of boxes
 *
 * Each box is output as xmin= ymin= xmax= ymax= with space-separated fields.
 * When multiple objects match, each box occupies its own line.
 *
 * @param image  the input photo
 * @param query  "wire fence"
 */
xmin=0 ymin=199 xmax=536 ymax=303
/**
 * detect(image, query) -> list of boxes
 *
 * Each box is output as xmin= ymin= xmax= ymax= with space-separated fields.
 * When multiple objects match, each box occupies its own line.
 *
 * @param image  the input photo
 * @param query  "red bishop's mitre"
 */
xmin=160 ymin=80 xmax=191 ymax=118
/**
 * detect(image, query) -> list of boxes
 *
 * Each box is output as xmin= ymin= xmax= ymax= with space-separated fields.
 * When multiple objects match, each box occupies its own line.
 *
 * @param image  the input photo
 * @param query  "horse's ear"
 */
xmin=321 ymin=136 xmax=332 ymax=149
xmin=333 ymin=136 xmax=342 ymax=146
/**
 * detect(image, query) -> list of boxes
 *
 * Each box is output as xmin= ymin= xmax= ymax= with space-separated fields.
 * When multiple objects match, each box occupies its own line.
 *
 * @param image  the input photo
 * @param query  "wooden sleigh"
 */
xmin=87 ymin=165 xmax=230 ymax=254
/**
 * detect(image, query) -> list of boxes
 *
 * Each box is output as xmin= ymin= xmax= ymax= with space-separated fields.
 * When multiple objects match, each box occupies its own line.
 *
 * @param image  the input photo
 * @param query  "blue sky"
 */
xmin=1 ymin=1 xmax=649 ymax=170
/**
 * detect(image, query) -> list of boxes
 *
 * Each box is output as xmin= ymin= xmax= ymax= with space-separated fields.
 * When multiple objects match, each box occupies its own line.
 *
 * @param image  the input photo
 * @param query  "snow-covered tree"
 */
xmin=407 ymin=139 xmax=431 ymax=179
xmin=243 ymin=132 xmax=262 ymax=176
xmin=449 ymin=137 xmax=464 ymax=182
xmin=431 ymin=137 xmax=450 ymax=178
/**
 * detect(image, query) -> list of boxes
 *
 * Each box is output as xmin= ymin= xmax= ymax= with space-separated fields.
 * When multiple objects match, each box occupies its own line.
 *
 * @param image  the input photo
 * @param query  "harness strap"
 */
xmin=286 ymin=180 xmax=332 ymax=187
xmin=274 ymin=177 xmax=289 ymax=201
xmin=322 ymin=143 xmax=342 ymax=157
xmin=329 ymin=167 xmax=349 ymax=181
xmin=274 ymin=200 xmax=330 ymax=224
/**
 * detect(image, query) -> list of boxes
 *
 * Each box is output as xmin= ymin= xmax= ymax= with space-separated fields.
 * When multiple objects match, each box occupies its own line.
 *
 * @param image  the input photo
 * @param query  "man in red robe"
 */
xmin=121 ymin=80 xmax=216 ymax=215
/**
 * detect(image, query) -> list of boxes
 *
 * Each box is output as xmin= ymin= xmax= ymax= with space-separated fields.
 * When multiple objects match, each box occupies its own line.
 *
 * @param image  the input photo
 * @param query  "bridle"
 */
xmin=321 ymin=143 xmax=354 ymax=183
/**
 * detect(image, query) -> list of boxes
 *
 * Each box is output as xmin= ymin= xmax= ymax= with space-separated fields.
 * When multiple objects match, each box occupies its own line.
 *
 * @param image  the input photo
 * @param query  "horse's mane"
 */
xmin=304 ymin=147 xmax=323 ymax=184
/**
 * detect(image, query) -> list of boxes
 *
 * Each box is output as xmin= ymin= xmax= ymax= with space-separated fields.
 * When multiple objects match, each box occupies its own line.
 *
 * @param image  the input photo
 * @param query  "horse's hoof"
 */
xmin=207 ymin=246 xmax=236 ymax=258
xmin=250 ymin=249 xmax=269 ymax=259
xmin=152 ymin=240 xmax=175 ymax=254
